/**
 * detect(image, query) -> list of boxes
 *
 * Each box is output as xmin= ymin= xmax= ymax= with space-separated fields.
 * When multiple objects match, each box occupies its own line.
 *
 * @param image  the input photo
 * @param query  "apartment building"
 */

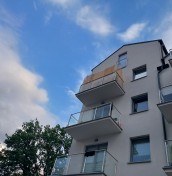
xmin=51 ymin=39 xmax=172 ymax=176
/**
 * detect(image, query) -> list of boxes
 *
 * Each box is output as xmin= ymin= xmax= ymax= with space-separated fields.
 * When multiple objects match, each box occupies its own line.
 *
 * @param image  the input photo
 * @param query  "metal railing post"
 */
xmin=102 ymin=150 xmax=106 ymax=172
xmin=65 ymin=156 xmax=71 ymax=175
xmin=165 ymin=141 xmax=169 ymax=165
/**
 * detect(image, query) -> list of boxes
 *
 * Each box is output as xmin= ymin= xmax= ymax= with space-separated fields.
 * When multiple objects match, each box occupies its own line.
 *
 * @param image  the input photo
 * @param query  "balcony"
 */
xmin=157 ymin=85 xmax=172 ymax=123
xmin=51 ymin=150 xmax=117 ymax=176
xmin=76 ymin=66 xmax=124 ymax=106
xmin=169 ymin=59 xmax=172 ymax=67
xmin=64 ymin=103 xmax=122 ymax=141
xmin=163 ymin=140 xmax=172 ymax=176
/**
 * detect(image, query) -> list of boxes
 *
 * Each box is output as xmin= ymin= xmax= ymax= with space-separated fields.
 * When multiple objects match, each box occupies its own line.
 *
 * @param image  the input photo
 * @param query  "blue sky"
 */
xmin=0 ymin=0 xmax=172 ymax=142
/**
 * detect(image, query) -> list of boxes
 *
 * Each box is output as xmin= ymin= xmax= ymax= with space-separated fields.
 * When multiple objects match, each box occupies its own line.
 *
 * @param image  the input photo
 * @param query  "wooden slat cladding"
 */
xmin=83 ymin=66 xmax=123 ymax=85
xmin=83 ymin=75 xmax=93 ymax=84
xmin=116 ymin=69 xmax=123 ymax=81
xmin=104 ymin=66 xmax=115 ymax=76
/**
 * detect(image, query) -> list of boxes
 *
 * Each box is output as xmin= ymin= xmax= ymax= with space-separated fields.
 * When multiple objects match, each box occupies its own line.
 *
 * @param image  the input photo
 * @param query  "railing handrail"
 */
xmin=70 ymin=103 xmax=121 ymax=117
xmin=71 ymin=103 xmax=112 ymax=115
xmin=67 ymin=114 xmax=78 ymax=126
xmin=67 ymin=103 xmax=122 ymax=127
xmin=161 ymin=84 xmax=172 ymax=89
xmin=70 ymin=114 xmax=78 ymax=122
xmin=55 ymin=149 xmax=118 ymax=162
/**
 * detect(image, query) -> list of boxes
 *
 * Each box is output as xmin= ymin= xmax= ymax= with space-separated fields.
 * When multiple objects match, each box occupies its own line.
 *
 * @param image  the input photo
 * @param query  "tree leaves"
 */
xmin=0 ymin=119 xmax=72 ymax=176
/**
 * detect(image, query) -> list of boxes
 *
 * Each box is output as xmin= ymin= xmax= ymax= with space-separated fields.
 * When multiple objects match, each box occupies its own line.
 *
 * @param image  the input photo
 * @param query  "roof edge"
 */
xmin=91 ymin=39 xmax=168 ymax=71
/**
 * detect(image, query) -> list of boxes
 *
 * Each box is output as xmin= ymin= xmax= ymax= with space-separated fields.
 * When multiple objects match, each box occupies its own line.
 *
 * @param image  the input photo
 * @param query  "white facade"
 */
xmin=52 ymin=40 xmax=172 ymax=176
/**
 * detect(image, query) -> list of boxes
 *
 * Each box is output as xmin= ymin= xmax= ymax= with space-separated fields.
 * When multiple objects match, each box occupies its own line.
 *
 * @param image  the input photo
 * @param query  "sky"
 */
xmin=0 ymin=0 xmax=172 ymax=142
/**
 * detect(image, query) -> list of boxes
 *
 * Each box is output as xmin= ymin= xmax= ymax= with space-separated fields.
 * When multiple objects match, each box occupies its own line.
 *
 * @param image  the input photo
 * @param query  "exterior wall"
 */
xmin=69 ymin=41 xmax=170 ymax=176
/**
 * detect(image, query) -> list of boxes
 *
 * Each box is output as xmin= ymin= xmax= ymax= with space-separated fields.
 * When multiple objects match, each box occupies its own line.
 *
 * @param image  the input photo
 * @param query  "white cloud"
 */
xmin=44 ymin=1 xmax=115 ymax=36
xmin=76 ymin=6 xmax=114 ymax=36
xmin=44 ymin=11 xmax=53 ymax=24
xmin=0 ymin=7 xmax=60 ymax=142
xmin=0 ymin=6 xmax=24 ymax=31
xmin=46 ymin=0 xmax=78 ymax=8
xmin=118 ymin=23 xmax=147 ymax=42
xmin=33 ymin=0 xmax=38 ymax=11
xmin=154 ymin=13 xmax=172 ymax=50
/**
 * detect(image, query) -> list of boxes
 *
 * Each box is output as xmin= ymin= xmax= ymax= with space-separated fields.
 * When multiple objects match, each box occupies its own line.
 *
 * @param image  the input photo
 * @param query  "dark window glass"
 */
xmin=83 ymin=143 xmax=107 ymax=173
xmin=132 ymin=94 xmax=148 ymax=113
xmin=118 ymin=53 xmax=127 ymax=68
xmin=133 ymin=65 xmax=147 ymax=80
xmin=94 ymin=104 xmax=111 ymax=119
xmin=131 ymin=136 xmax=150 ymax=162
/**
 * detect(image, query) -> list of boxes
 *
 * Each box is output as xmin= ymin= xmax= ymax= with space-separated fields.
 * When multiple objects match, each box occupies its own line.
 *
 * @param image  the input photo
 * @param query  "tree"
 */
xmin=40 ymin=125 xmax=71 ymax=175
xmin=0 ymin=119 xmax=72 ymax=176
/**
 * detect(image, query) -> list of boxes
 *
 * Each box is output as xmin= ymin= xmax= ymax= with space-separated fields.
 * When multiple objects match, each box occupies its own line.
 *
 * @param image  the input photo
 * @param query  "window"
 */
xmin=132 ymin=93 xmax=148 ymax=113
xmin=94 ymin=104 xmax=111 ymax=119
xmin=130 ymin=136 xmax=150 ymax=162
xmin=83 ymin=143 xmax=107 ymax=173
xmin=133 ymin=65 xmax=147 ymax=80
xmin=117 ymin=53 xmax=127 ymax=68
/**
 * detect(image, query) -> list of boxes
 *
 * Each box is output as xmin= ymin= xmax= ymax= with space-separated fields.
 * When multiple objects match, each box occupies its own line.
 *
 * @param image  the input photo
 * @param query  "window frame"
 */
xmin=133 ymin=65 xmax=147 ymax=81
xmin=131 ymin=93 xmax=148 ymax=113
xmin=117 ymin=53 xmax=127 ymax=69
xmin=130 ymin=136 xmax=151 ymax=163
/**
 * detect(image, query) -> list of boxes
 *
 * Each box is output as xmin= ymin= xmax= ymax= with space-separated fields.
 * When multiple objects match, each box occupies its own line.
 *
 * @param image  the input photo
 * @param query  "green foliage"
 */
xmin=0 ymin=119 xmax=72 ymax=176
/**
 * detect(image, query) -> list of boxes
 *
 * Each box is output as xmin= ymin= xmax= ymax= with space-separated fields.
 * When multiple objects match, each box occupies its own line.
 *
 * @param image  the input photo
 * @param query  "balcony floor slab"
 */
xmin=163 ymin=166 xmax=172 ymax=176
xmin=64 ymin=116 xmax=122 ymax=141
xmin=157 ymin=101 xmax=172 ymax=123
xmin=76 ymin=80 xmax=124 ymax=106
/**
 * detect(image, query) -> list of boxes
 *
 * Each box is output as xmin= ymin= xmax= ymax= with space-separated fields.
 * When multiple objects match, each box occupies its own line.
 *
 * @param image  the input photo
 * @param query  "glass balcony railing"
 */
xmin=158 ymin=85 xmax=172 ymax=123
xmin=165 ymin=140 xmax=172 ymax=166
xmin=51 ymin=150 xmax=117 ymax=176
xmin=79 ymin=71 xmax=123 ymax=93
xmin=161 ymin=85 xmax=172 ymax=103
xmin=67 ymin=103 xmax=122 ymax=127
xmin=76 ymin=66 xmax=124 ymax=106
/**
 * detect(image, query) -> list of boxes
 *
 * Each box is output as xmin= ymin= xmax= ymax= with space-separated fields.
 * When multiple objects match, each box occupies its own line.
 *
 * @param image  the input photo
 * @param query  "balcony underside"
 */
xmin=76 ymin=81 xmax=125 ymax=106
xmin=64 ymin=117 xmax=122 ymax=141
xmin=157 ymin=101 xmax=172 ymax=123
xmin=163 ymin=166 xmax=172 ymax=176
